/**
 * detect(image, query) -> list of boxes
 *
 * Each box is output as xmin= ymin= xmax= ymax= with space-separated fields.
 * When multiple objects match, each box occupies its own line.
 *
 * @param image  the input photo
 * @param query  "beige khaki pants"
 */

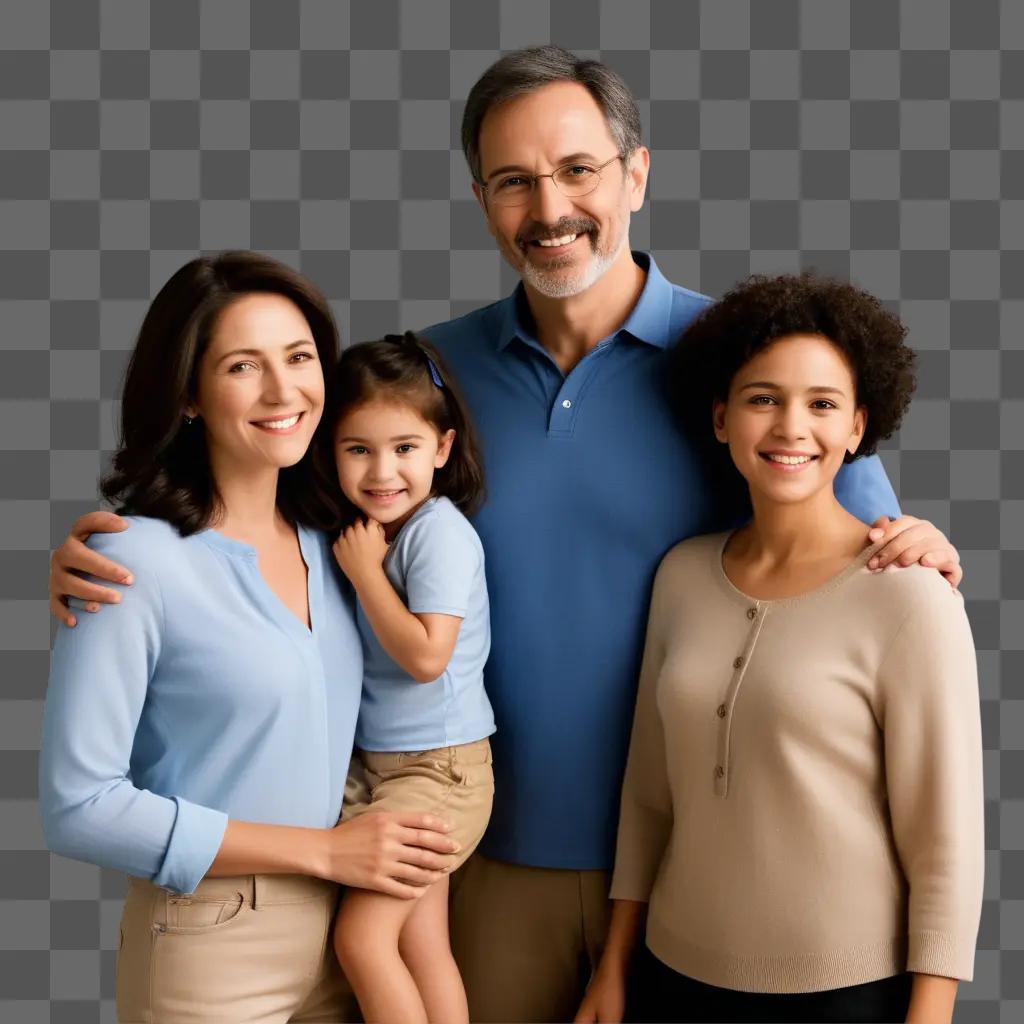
xmin=449 ymin=852 xmax=612 ymax=1024
xmin=117 ymin=874 xmax=360 ymax=1023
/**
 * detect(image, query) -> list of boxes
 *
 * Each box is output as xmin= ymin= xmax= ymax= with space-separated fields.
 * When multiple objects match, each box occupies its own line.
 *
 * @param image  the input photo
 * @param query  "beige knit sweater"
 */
xmin=610 ymin=532 xmax=984 ymax=993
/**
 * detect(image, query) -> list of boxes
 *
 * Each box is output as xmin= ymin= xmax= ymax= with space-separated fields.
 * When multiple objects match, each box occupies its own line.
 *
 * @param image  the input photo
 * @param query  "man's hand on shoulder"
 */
xmin=866 ymin=515 xmax=962 ymax=589
xmin=49 ymin=511 xmax=132 ymax=627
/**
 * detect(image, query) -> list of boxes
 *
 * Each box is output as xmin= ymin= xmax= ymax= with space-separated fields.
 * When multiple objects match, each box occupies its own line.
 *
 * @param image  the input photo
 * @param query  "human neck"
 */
xmin=737 ymin=487 xmax=866 ymax=568
xmin=524 ymin=248 xmax=645 ymax=373
xmin=208 ymin=457 xmax=287 ymax=543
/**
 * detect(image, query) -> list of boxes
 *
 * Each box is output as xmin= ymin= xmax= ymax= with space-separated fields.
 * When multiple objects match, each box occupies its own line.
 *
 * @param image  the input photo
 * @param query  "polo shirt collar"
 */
xmin=495 ymin=251 xmax=676 ymax=352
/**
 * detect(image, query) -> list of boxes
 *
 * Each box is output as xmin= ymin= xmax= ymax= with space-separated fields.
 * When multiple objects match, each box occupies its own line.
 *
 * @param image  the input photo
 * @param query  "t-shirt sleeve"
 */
xmin=609 ymin=552 xmax=677 ymax=903
xmin=878 ymin=580 xmax=985 ymax=981
xmin=401 ymin=509 xmax=482 ymax=618
xmin=39 ymin=531 xmax=228 ymax=895
xmin=834 ymin=453 xmax=901 ymax=524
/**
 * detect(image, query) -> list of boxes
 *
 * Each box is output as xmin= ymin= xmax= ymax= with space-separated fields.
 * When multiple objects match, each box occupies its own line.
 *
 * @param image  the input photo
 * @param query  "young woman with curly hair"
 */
xmin=577 ymin=273 xmax=984 ymax=1024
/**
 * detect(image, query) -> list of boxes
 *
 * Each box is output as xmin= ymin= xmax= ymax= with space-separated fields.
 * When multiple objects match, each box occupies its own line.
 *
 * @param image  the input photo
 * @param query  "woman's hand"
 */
xmin=49 ymin=510 xmax=132 ymax=626
xmin=574 ymin=963 xmax=627 ymax=1023
xmin=332 ymin=518 xmax=389 ymax=591
xmin=867 ymin=515 xmax=962 ymax=588
xmin=316 ymin=811 xmax=460 ymax=899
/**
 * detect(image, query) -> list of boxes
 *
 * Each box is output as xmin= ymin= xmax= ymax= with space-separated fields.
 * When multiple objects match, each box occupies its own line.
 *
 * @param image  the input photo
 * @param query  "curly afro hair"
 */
xmin=669 ymin=272 xmax=917 ymax=463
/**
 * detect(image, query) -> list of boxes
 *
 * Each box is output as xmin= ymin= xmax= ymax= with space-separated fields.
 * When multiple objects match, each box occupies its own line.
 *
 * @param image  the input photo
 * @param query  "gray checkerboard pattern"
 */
xmin=0 ymin=0 xmax=1021 ymax=1019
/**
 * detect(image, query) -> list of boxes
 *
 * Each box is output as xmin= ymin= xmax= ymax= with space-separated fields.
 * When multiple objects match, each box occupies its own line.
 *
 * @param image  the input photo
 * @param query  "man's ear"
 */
xmin=625 ymin=147 xmax=651 ymax=213
xmin=712 ymin=399 xmax=728 ymax=444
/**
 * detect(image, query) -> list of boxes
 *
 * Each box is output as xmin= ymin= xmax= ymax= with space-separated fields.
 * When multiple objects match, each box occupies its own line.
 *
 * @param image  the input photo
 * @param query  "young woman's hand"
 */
xmin=317 ymin=810 xmax=459 ymax=899
xmin=332 ymin=517 xmax=389 ymax=590
xmin=574 ymin=964 xmax=627 ymax=1023
xmin=866 ymin=515 xmax=962 ymax=588
xmin=49 ymin=511 xmax=132 ymax=626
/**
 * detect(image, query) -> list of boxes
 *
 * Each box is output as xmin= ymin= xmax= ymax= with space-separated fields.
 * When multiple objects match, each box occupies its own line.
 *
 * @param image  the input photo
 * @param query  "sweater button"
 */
xmin=714 ymin=765 xmax=725 ymax=779
xmin=747 ymin=607 xmax=756 ymax=620
xmin=733 ymin=656 xmax=744 ymax=669
xmin=716 ymin=704 xmax=727 ymax=718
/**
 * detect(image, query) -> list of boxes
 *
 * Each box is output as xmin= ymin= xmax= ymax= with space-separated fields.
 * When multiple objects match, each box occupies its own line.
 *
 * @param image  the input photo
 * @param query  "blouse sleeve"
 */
xmin=609 ymin=551 xmax=678 ymax=902
xmin=878 ymin=577 xmax=985 ymax=981
xmin=39 ymin=532 xmax=228 ymax=895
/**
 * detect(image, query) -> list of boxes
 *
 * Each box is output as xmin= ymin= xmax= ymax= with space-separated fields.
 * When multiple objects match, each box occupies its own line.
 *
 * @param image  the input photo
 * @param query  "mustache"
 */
xmin=516 ymin=217 xmax=598 ymax=246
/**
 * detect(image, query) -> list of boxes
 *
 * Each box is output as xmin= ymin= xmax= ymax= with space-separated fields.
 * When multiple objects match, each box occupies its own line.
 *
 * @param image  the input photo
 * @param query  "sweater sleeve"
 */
xmin=878 ymin=578 xmax=985 ymax=981
xmin=609 ymin=552 xmax=677 ymax=902
xmin=39 ymin=532 xmax=228 ymax=895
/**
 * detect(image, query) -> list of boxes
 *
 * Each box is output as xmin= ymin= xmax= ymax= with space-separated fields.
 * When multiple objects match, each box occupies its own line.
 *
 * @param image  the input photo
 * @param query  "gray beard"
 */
xmin=519 ymin=228 xmax=629 ymax=299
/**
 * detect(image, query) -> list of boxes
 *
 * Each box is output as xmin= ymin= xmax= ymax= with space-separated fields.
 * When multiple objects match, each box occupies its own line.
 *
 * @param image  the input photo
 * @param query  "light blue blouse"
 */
xmin=40 ymin=516 xmax=363 ymax=895
xmin=355 ymin=497 xmax=495 ymax=752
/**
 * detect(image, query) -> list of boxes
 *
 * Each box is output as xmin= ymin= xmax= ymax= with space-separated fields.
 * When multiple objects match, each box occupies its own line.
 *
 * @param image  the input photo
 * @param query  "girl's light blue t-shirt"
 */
xmin=355 ymin=496 xmax=495 ymax=752
xmin=40 ymin=516 xmax=364 ymax=895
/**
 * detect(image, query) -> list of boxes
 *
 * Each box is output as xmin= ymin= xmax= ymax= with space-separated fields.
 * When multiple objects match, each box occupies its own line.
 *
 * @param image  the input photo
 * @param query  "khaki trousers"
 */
xmin=449 ymin=852 xmax=612 ymax=1024
xmin=117 ymin=874 xmax=360 ymax=1023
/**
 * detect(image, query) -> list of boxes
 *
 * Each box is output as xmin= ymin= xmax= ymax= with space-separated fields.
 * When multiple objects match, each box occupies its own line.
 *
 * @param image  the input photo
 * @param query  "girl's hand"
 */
xmin=574 ymin=965 xmax=627 ymax=1023
xmin=333 ymin=517 xmax=389 ymax=589
xmin=317 ymin=811 xmax=459 ymax=899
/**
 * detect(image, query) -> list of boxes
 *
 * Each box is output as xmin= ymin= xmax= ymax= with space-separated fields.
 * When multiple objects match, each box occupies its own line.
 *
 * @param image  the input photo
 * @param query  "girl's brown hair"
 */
xmin=322 ymin=332 xmax=486 ymax=524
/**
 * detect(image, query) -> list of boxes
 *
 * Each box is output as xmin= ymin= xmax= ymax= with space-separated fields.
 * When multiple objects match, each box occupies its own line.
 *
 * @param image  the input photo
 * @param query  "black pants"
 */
xmin=624 ymin=943 xmax=913 ymax=1023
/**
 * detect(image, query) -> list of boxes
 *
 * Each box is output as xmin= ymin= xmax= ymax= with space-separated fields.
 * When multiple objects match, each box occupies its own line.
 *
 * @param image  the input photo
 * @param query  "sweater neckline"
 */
xmin=712 ymin=529 xmax=885 ymax=610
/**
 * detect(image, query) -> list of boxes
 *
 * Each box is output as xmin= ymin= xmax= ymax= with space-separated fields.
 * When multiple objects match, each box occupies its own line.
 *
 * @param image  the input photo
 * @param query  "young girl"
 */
xmin=578 ymin=273 xmax=984 ymax=1024
xmin=326 ymin=332 xmax=495 ymax=1024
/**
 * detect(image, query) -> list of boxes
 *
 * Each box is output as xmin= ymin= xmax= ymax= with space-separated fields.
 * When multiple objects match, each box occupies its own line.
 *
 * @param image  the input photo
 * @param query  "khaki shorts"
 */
xmin=343 ymin=736 xmax=494 ymax=871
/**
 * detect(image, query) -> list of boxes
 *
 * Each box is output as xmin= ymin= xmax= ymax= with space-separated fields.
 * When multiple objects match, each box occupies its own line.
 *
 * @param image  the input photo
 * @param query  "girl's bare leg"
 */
xmin=334 ymin=890 xmax=426 ymax=1024
xmin=399 ymin=875 xmax=468 ymax=1024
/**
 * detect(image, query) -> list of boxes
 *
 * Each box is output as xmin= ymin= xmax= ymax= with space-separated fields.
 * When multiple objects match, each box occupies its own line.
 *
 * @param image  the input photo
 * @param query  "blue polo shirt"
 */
xmin=425 ymin=252 xmax=900 ymax=871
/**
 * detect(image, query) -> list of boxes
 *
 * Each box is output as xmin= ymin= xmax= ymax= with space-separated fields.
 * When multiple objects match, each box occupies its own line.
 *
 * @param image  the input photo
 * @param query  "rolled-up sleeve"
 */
xmin=879 ymin=583 xmax=985 ymax=981
xmin=40 ymin=538 xmax=228 ymax=895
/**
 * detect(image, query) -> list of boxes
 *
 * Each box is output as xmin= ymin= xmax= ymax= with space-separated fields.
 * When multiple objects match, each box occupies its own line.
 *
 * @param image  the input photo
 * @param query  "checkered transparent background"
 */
xmin=0 ymin=1 xmax=1021 ymax=1020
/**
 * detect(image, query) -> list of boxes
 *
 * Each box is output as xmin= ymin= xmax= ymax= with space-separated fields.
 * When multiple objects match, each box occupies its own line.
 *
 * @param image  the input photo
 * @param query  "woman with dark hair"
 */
xmin=39 ymin=252 xmax=459 ymax=1023
xmin=577 ymin=273 xmax=984 ymax=1024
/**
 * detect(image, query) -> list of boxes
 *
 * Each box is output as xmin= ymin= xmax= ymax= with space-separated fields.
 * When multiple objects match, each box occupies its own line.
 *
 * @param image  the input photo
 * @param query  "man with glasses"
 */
xmin=422 ymin=46 xmax=962 ymax=1022
xmin=50 ymin=46 xmax=963 ymax=1024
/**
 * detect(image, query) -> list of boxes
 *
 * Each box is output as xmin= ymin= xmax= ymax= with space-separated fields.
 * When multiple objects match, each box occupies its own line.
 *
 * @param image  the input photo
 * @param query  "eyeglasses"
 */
xmin=479 ymin=155 xmax=624 ymax=207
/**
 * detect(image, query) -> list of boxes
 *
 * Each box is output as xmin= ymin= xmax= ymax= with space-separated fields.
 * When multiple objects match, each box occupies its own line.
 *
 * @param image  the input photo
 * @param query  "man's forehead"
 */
xmin=477 ymin=81 xmax=618 ymax=173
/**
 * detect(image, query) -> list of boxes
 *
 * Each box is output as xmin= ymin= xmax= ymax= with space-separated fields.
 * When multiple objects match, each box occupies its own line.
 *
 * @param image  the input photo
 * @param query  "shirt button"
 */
xmin=733 ymin=656 xmax=744 ymax=669
xmin=561 ymin=399 xmax=572 ymax=409
xmin=747 ymin=607 xmax=756 ymax=620
xmin=716 ymin=704 xmax=727 ymax=718
xmin=714 ymin=765 xmax=726 ymax=779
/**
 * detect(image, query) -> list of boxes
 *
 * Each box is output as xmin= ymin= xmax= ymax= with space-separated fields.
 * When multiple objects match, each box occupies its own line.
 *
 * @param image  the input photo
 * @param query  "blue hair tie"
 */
xmin=384 ymin=333 xmax=445 ymax=389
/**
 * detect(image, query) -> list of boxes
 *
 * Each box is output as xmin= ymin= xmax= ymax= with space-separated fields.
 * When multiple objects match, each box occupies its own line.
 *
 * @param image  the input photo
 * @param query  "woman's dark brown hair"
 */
xmin=322 ymin=332 xmax=486 ymax=524
xmin=102 ymin=250 xmax=343 ymax=535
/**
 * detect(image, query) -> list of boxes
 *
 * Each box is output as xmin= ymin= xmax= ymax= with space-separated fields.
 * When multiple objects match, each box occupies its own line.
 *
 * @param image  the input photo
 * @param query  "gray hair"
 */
xmin=461 ymin=45 xmax=643 ymax=184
